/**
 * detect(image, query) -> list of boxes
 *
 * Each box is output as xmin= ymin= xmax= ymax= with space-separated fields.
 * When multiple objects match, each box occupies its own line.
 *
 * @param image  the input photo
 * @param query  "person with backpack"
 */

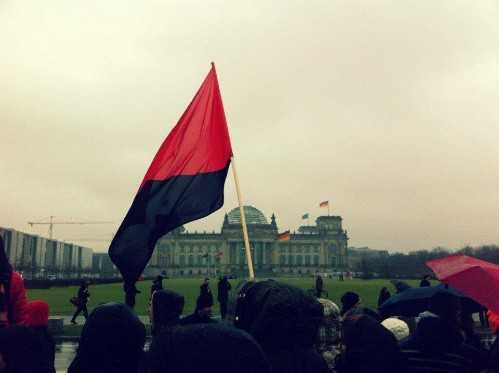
xmin=0 ymin=236 xmax=28 ymax=327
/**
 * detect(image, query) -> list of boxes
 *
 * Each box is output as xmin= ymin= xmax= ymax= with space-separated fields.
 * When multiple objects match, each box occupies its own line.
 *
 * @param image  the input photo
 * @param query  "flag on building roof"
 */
xmin=109 ymin=63 xmax=233 ymax=283
xmin=215 ymin=252 xmax=223 ymax=258
xmin=278 ymin=230 xmax=291 ymax=243
xmin=302 ymin=213 xmax=309 ymax=220
xmin=319 ymin=201 xmax=329 ymax=208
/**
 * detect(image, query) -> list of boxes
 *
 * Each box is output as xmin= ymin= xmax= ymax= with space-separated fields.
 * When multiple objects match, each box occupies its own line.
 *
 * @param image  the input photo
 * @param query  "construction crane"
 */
xmin=27 ymin=216 xmax=113 ymax=239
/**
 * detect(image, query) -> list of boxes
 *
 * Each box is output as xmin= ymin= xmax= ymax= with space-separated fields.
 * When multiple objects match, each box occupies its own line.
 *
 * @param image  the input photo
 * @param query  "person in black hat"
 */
xmin=151 ymin=276 xmax=164 ymax=295
xmin=180 ymin=295 xmax=217 ymax=326
xmin=340 ymin=292 xmax=361 ymax=317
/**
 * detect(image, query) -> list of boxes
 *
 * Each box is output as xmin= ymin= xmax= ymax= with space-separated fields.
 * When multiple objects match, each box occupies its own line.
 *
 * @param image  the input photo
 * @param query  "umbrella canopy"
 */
xmin=379 ymin=284 xmax=484 ymax=318
xmin=426 ymin=255 xmax=499 ymax=314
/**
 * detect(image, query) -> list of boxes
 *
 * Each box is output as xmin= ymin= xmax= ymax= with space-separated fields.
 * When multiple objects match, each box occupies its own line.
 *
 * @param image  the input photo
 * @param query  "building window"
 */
xmin=279 ymin=255 xmax=285 ymax=266
xmin=305 ymin=255 xmax=311 ymax=265
xmin=188 ymin=255 xmax=194 ymax=267
xmin=297 ymin=255 xmax=303 ymax=266
xmin=313 ymin=255 xmax=319 ymax=266
xmin=288 ymin=255 xmax=294 ymax=266
xmin=197 ymin=255 xmax=203 ymax=266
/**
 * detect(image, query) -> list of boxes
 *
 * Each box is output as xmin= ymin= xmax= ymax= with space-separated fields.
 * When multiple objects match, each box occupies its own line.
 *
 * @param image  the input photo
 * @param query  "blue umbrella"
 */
xmin=379 ymin=284 xmax=484 ymax=318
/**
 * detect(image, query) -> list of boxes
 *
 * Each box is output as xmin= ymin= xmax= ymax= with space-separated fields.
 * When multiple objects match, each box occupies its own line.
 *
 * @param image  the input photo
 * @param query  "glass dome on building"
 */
xmin=226 ymin=206 xmax=268 ymax=225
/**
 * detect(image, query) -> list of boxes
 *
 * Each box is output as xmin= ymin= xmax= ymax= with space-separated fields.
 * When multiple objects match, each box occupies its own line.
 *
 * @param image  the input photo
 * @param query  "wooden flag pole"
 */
xmin=230 ymin=156 xmax=255 ymax=278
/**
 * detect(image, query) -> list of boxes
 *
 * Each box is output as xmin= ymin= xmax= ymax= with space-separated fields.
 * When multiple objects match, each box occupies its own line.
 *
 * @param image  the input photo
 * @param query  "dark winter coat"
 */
xmin=234 ymin=279 xmax=331 ymax=373
xmin=335 ymin=314 xmax=406 ymax=373
xmin=398 ymin=312 xmax=483 ymax=369
xmin=68 ymin=302 xmax=147 ymax=373
xmin=217 ymin=278 xmax=231 ymax=302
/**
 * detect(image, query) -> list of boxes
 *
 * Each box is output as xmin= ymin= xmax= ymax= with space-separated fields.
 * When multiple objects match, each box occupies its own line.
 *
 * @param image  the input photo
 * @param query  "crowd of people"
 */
xmin=0 ymin=233 xmax=497 ymax=373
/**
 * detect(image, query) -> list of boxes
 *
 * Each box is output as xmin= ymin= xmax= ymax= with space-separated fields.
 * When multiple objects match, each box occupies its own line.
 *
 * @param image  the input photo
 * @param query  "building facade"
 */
xmin=147 ymin=205 xmax=349 ymax=278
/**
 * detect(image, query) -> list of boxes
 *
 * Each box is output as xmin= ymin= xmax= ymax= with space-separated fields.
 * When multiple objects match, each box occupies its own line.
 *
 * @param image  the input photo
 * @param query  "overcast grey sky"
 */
xmin=1 ymin=1 xmax=498 ymax=253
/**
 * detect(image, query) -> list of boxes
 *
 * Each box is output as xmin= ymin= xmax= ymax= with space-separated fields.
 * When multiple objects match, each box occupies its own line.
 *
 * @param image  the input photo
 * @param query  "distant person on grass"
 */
xmin=124 ymin=279 xmax=141 ymax=310
xmin=217 ymin=276 xmax=231 ymax=320
xmin=315 ymin=275 xmax=324 ymax=298
xmin=70 ymin=280 xmax=90 ymax=324
xmin=419 ymin=274 xmax=431 ymax=287
xmin=150 ymin=275 xmax=164 ymax=295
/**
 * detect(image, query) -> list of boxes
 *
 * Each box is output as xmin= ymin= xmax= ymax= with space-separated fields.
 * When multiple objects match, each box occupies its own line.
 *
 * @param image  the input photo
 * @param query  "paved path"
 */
xmin=54 ymin=315 xmax=151 ymax=325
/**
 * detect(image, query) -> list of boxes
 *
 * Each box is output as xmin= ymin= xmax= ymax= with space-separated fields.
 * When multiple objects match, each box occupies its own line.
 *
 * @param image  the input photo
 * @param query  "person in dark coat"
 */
xmin=0 ymin=325 xmax=52 ymax=373
xmin=335 ymin=314 xmax=406 ymax=373
xmin=233 ymin=279 xmax=331 ymax=373
xmin=377 ymin=286 xmax=390 ymax=308
xmin=148 ymin=323 xmax=271 ymax=373
xmin=26 ymin=300 xmax=55 ymax=373
xmin=70 ymin=280 xmax=90 ymax=324
xmin=217 ymin=276 xmax=231 ymax=320
xmin=124 ymin=279 xmax=141 ymax=310
xmin=150 ymin=290 xmax=184 ymax=336
xmin=68 ymin=302 xmax=146 ymax=373
xmin=200 ymin=277 xmax=213 ymax=304
xmin=398 ymin=290 xmax=483 ymax=371
xmin=150 ymin=275 xmax=164 ymax=295
xmin=315 ymin=275 xmax=324 ymax=298
xmin=419 ymin=275 xmax=431 ymax=287
xmin=179 ymin=295 xmax=217 ymax=326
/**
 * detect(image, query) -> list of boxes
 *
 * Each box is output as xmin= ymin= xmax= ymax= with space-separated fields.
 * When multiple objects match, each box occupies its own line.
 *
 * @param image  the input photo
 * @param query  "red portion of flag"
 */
xmin=215 ymin=252 xmax=223 ymax=258
xmin=138 ymin=63 xmax=233 ymax=193
xmin=278 ymin=231 xmax=291 ymax=242
xmin=319 ymin=201 xmax=329 ymax=208
xmin=109 ymin=64 xmax=233 ymax=283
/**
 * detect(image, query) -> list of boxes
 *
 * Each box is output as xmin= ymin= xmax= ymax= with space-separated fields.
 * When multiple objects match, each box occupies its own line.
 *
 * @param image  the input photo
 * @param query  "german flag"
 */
xmin=109 ymin=63 xmax=232 ymax=283
xmin=278 ymin=231 xmax=291 ymax=243
xmin=319 ymin=201 xmax=329 ymax=208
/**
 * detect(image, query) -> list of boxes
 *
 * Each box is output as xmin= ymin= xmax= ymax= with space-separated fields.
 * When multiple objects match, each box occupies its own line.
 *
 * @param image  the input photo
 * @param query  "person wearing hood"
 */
xmin=0 ymin=325 xmax=52 ymax=373
xmin=150 ymin=290 xmax=184 ymax=335
xmin=148 ymin=323 xmax=271 ymax=373
xmin=68 ymin=302 xmax=147 ymax=373
xmin=0 ymin=237 xmax=28 ymax=327
xmin=398 ymin=289 xmax=482 ymax=371
xmin=335 ymin=314 xmax=406 ymax=373
xmin=26 ymin=300 xmax=55 ymax=373
xmin=233 ymin=279 xmax=331 ymax=373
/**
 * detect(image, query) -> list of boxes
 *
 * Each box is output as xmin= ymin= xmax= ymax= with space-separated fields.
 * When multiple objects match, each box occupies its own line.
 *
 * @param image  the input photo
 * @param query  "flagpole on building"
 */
xmin=230 ymin=156 xmax=255 ymax=278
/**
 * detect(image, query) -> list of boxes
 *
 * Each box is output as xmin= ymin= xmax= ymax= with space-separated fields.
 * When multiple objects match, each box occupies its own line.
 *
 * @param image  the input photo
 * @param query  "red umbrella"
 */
xmin=426 ymin=255 xmax=499 ymax=314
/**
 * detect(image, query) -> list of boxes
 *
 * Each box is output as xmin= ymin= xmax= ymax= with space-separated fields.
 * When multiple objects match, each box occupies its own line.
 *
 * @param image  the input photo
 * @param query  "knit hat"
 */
xmin=488 ymin=310 xmax=499 ymax=335
xmin=381 ymin=317 xmax=410 ymax=341
xmin=196 ymin=295 xmax=213 ymax=310
xmin=340 ymin=292 xmax=360 ymax=315
xmin=26 ymin=300 xmax=49 ymax=328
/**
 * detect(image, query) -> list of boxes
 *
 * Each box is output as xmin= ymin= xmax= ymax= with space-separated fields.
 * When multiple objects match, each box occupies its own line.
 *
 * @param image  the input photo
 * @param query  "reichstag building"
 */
xmin=147 ymin=206 xmax=349 ymax=278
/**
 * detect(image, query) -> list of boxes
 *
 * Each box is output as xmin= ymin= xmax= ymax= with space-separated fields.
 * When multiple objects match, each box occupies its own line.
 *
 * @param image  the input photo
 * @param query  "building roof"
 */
xmin=227 ymin=206 xmax=268 ymax=225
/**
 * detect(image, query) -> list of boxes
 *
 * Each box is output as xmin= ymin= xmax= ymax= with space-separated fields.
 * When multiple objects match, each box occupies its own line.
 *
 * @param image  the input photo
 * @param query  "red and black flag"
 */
xmin=109 ymin=63 xmax=233 ymax=282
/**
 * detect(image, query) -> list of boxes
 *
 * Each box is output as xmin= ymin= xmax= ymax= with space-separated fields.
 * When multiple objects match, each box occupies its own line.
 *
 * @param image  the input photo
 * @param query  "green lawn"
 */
xmin=26 ymin=277 xmax=421 ymax=317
